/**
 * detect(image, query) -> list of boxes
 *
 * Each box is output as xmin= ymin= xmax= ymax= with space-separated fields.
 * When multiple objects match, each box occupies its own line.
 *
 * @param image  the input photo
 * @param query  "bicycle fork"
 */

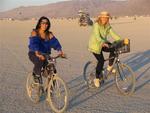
xmin=116 ymin=59 xmax=126 ymax=81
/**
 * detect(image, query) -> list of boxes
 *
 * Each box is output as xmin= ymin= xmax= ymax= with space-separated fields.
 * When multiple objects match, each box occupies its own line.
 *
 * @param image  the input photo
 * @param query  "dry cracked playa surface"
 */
xmin=0 ymin=17 xmax=150 ymax=113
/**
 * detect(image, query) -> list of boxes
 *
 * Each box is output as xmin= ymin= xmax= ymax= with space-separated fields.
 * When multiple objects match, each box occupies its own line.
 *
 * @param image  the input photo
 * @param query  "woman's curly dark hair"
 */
xmin=35 ymin=16 xmax=51 ymax=33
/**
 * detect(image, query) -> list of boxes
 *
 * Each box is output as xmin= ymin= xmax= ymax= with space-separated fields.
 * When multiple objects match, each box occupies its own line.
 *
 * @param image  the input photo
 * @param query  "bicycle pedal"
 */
xmin=32 ymin=83 xmax=39 ymax=88
xmin=103 ymin=75 xmax=108 ymax=80
xmin=88 ymin=82 xmax=95 ymax=88
xmin=100 ymin=80 xmax=105 ymax=86
xmin=46 ymin=97 xmax=49 ymax=102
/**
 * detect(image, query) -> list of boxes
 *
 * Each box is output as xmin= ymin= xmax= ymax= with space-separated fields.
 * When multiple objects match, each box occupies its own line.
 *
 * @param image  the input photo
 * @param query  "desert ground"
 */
xmin=0 ymin=17 xmax=150 ymax=113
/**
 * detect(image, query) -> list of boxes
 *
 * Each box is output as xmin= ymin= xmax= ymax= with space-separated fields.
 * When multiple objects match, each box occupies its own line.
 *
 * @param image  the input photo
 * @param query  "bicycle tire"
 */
xmin=83 ymin=61 xmax=97 ymax=87
xmin=115 ymin=63 xmax=135 ymax=96
xmin=26 ymin=72 xmax=40 ymax=103
xmin=47 ymin=74 xmax=69 ymax=113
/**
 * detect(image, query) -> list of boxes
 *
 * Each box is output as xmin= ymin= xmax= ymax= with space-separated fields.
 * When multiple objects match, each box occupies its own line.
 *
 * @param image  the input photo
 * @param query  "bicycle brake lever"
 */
xmin=60 ymin=54 xmax=67 ymax=59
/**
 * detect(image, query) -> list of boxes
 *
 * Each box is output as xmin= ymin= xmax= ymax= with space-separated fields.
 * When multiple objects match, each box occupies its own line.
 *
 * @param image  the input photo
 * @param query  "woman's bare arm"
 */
xmin=31 ymin=30 xmax=37 ymax=37
xmin=47 ymin=31 xmax=54 ymax=39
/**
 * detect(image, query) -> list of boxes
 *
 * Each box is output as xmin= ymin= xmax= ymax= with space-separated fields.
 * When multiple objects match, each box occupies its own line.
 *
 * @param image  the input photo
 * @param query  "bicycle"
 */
xmin=26 ymin=54 xmax=69 ymax=113
xmin=83 ymin=39 xmax=135 ymax=96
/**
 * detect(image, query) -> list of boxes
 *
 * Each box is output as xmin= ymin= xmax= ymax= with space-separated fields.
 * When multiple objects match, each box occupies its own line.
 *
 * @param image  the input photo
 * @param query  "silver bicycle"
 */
xmin=26 ymin=55 xmax=69 ymax=113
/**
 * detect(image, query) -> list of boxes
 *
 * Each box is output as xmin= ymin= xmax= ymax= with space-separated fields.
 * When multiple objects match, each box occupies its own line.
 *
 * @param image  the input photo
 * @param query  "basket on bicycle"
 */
xmin=114 ymin=39 xmax=130 ymax=54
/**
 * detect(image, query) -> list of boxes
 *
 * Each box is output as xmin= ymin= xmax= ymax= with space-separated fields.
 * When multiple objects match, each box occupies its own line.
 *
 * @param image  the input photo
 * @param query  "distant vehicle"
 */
xmin=78 ymin=10 xmax=93 ymax=26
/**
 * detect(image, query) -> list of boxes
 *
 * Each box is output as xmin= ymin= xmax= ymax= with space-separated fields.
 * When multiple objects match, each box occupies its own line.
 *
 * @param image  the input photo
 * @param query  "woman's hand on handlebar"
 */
xmin=58 ymin=51 xmax=67 ymax=58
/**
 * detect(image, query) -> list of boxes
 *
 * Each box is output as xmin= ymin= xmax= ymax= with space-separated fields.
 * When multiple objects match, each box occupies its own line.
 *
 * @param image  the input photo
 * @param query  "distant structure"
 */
xmin=133 ymin=16 xmax=136 ymax=20
xmin=31 ymin=18 xmax=36 ymax=21
xmin=78 ymin=10 xmax=93 ymax=26
xmin=8 ymin=18 xmax=14 ymax=21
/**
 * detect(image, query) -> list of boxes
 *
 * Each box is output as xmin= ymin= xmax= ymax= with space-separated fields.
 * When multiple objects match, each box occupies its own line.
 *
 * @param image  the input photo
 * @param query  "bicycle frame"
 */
xmin=101 ymin=47 xmax=122 ymax=78
xmin=41 ymin=54 xmax=66 ymax=92
xmin=103 ymin=49 xmax=127 ymax=81
xmin=38 ymin=55 xmax=56 ymax=91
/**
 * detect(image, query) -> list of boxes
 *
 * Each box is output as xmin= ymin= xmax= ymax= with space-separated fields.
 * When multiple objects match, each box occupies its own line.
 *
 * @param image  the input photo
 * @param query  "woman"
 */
xmin=28 ymin=16 xmax=64 ymax=84
xmin=88 ymin=11 xmax=121 ymax=88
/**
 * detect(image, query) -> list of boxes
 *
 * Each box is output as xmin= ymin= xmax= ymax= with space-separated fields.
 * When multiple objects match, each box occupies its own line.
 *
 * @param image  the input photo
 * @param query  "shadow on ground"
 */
xmin=66 ymin=49 xmax=150 ymax=112
xmin=123 ymin=50 xmax=150 ymax=92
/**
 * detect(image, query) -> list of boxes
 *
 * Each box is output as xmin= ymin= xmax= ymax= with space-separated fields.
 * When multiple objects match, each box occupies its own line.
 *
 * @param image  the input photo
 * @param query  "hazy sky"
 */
xmin=0 ymin=0 xmax=70 ymax=12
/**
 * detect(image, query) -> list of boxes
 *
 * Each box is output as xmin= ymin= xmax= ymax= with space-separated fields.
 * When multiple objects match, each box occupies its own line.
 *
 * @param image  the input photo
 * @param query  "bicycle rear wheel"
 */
xmin=83 ymin=61 xmax=97 ymax=88
xmin=115 ymin=63 xmax=135 ymax=95
xmin=47 ymin=74 xmax=69 ymax=113
xmin=26 ymin=72 xmax=40 ymax=103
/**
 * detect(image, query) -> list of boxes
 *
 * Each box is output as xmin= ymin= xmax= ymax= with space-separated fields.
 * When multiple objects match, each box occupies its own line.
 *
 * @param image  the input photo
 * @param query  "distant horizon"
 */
xmin=0 ymin=0 xmax=70 ymax=12
xmin=0 ymin=0 xmax=128 ymax=12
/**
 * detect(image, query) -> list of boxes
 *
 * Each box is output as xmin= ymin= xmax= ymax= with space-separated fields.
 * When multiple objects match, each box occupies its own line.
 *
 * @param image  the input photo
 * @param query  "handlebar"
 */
xmin=109 ymin=39 xmax=130 ymax=54
xmin=45 ymin=54 xmax=67 ymax=61
xmin=109 ymin=40 xmax=126 ymax=49
xmin=50 ymin=54 xmax=67 ymax=60
xmin=109 ymin=41 xmax=121 ymax=49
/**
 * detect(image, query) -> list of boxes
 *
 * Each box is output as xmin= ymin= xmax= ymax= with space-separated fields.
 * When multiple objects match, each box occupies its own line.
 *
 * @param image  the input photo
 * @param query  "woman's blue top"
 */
xmin=28 ymin=36 xmax=62 ymax=54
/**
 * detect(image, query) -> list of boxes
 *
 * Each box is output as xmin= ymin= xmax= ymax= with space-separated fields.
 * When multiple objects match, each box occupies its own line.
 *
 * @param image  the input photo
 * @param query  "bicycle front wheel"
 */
xmin=115 ymin=63 xmax=135 ymax=96
xmin=47 ymin=74 xmax=69 ymax=113
xmin=83 ymin=61 xmax=96 ymax=87
xmin=26 ymin=72 xmax=40 ymax=103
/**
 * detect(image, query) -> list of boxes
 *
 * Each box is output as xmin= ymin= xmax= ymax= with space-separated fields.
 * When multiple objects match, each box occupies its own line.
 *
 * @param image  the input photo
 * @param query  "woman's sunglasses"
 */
xmin=41 ymin=21 xmax=48 ymax=25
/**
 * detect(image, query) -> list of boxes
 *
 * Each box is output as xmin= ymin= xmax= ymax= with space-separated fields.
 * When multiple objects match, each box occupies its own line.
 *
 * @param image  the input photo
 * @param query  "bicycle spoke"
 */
xmin=48 ymin=76 xmax=68 ymax=112
xmin=115 ymin=63 xmax=135 ymax=95
xmin=83 ymin=61 xmax=97 ymax=87
xmin=26 ymin=73 xmax=40 ymax=103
